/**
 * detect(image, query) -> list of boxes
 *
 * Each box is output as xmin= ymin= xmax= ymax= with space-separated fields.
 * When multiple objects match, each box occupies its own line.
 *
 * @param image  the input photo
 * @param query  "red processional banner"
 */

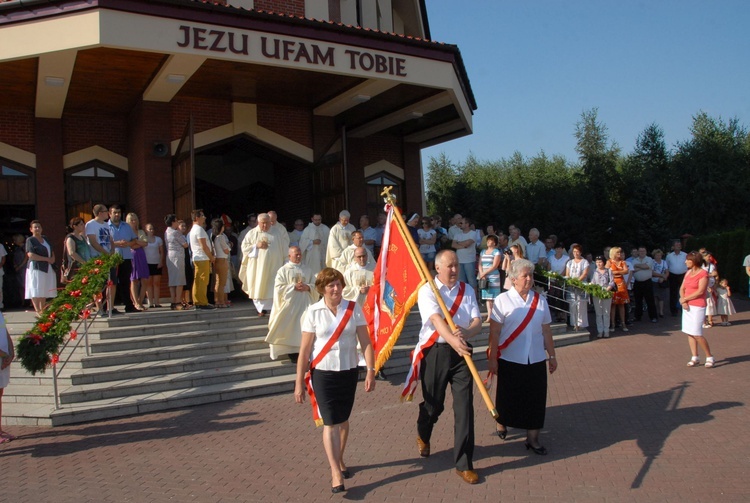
xmin=363 ymin=205 xmax=428 ymax=370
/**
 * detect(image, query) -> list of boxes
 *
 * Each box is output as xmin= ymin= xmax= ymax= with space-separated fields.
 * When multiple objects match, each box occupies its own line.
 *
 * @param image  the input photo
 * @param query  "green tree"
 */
xmin=619 ymin=123 xmax=670 ymax=248
xmin=671 ymin=112 xmax=750 ymax=234
xmin=574 ymin=108 xmax=622 ymax=248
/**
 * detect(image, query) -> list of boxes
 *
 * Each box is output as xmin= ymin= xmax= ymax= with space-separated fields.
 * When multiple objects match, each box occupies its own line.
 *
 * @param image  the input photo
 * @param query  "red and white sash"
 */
xmin=484 ymin=291 xmax=540 ymax=387
xmin=401 ymin=282 xmax=465 ymax=401
xmin=305 ymin=300 xmax=356 ymax=426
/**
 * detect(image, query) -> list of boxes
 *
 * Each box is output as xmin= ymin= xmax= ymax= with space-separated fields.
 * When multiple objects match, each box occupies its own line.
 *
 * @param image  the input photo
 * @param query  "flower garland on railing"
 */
xmin=535 ymin=266 xmax=613 ymax=299
xmin=16 ymin=254 xmax=122 ymax=375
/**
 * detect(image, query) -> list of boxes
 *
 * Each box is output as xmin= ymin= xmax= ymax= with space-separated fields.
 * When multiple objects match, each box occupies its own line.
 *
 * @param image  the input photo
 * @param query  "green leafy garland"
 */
xmin=535 ymin=265 xmax=613 ymax=299
xmin=16 ymin=253 xmax=122 ymax=375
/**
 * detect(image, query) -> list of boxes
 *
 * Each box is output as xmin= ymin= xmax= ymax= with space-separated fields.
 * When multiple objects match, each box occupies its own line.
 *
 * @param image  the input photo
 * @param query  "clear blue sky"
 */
xmin=421 ymin=0 xmax=750 ymax=166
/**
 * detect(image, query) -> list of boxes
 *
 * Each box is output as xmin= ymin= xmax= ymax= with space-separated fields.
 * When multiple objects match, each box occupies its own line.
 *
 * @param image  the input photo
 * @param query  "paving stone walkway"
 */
xmin=1 ymin=299 xmax=749 ymax=502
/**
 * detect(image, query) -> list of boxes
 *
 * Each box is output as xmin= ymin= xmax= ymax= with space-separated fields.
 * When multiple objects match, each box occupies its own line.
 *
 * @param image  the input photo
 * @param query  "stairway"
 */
xmin=2 ymin=304 xmax=589 ymax=426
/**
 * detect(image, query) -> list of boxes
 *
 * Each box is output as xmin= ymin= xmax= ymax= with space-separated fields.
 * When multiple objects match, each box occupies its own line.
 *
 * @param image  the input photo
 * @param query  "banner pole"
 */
xmin=382 ymin=188 xmax=499 ymax=420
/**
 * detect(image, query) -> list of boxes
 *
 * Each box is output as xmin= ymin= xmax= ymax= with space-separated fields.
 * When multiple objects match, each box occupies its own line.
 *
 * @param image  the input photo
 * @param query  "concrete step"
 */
xmin=100 ymin=304 xmax=259 ymax=328
xmin=71 ymin=348 xmax=280 ymax=385
xmin=2 ymin=402 xmax=57 ymax=426
xmin=59 ymin=359 xmax=297 ymax=404
xmin=89 ymin=325 xmax=268 ymax=353
xmin=97 ymin=314 xmax=265 ymax=340
xmin=81 ymin=336 xmax=268 ymax=368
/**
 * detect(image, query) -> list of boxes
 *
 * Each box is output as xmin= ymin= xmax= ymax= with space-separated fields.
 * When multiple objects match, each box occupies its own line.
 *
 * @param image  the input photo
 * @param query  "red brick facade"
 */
xmin=253 ymin=0 xmax=305 ymax=17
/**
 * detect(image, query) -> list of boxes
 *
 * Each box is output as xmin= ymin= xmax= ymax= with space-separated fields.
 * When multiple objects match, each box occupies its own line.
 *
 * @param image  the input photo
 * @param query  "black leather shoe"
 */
xmin=331 ymin=484 xmax=346 ymax=494
xmin=341 ymin=469 xmax=352 ymax=479
xmin=495 ymin=427 xmax=507 ymax=440
xmin=525 ymin=442 xmax=548 ymax=455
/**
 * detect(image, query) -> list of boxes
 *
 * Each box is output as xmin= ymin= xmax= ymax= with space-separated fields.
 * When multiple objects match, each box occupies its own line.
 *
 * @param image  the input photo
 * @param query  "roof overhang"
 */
xmin=0 ymin=0 xmax=476 ymax=149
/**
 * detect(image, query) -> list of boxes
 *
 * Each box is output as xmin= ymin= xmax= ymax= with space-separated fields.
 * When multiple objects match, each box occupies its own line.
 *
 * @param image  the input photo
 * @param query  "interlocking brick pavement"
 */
xmin=1 ymin=299 xmax=749 ymax=502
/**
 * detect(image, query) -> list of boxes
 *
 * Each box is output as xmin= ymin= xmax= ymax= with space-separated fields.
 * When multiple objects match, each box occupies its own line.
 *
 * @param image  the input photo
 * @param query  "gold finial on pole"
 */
xmin=381 ymin=186 xmax=396 ymax=206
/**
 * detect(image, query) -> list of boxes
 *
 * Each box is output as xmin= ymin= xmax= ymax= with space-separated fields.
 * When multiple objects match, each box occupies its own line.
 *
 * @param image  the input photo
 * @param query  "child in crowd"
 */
xmin=714 ymin=278 xmax=736 ymax=326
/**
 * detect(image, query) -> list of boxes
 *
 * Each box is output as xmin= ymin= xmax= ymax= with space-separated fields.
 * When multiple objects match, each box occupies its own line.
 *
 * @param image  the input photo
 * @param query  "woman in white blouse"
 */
xmin=488 ymin=259 xmax=557 ymax=454
xmin=295 ymin=268 xmax=375 ymax=494
xmin=564 ymin=244 xmax=590 ymax=331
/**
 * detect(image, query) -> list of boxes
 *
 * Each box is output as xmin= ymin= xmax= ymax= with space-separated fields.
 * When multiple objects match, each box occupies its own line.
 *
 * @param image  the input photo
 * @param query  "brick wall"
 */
xmin=34 ymin=119 xmax=66 ymax=260
xmin=0 ymin=108 xmax=35 ymax=152
xmin=258 ymin=104 xmax=313 ymax=148
xmin=253 ymin=0 xmax=305 ymax=17
xmin=62 ymin=114 xmax=128 ymax=156
xmin=128 ymin=101 xmax=174 ymax=235
xmin=170 ymin=97 xmax=233 ymax=140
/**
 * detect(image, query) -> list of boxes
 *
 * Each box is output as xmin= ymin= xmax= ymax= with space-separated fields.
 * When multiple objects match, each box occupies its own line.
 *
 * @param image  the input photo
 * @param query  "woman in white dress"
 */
xmin=25 ymin=220 xmax=57 ymax=315
xmin=563 ymin=244 xmax=590 ymax=331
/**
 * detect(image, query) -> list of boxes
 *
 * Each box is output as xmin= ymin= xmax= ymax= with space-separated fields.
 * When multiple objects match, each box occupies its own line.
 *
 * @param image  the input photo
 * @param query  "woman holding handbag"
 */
xmin=63 ymin=217 xmax=91 ymax=282
xmin=24 ymin=220 xmax=57 ymax=315
xmin=477 ymin=234 xmax=502 ymax=323
xmin=488 ymin=259 xmax=557 ymax=454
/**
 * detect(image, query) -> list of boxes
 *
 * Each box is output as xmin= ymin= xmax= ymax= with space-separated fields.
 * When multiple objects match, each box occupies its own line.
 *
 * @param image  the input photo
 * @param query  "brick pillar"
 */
xmin=128 ymin=100 xmax=174 ymax=234
xmin=403 ymin=141 xmax=423 ymax=214
xmin=34 ymin=118 xmax=66 ymax=259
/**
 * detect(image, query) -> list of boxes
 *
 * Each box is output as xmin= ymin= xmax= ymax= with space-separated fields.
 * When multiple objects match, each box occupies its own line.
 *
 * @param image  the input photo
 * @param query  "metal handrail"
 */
xmin=51 ymin=287 xmax=111 ymax=410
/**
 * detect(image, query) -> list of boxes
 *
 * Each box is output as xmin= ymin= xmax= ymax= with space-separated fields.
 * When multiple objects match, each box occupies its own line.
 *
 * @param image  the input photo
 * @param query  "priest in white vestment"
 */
xmin=265 ymin=246 xmax=319 ymax=360
xmin=288 ymin=219 xmax=304 ymax=247
xmin=299 ymin=214 xmax=330 ymax=274
xmin=240 ymin=213 xmax=286 ymax=315
xmin=267 ymin=210 xmax=290 ymax=253
xmin=335 ymin=230 xmax=375 ymax=273
xmin=343 ymin=248 xmax=375 ymax=307
xmin=326 ymin=209 xmax=356 ymax=268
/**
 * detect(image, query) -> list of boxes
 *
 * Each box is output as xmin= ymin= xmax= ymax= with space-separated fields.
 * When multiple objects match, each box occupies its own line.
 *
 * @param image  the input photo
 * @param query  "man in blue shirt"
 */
xmin=109 ymin=204 xmax=138 ymax=313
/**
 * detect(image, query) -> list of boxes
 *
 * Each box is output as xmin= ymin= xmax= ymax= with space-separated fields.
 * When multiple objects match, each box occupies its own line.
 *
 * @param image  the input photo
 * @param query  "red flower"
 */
xmin=69 ymin=330 xmax=78 ymax=340
xmin=70 ymin=290 xmax=82 ymax=298
xmin=81 ymin=276 xmax=89 ymax=285
xmin=95 ymin=259 xmax=104 ymax=265
xmin=51 ymin=354 xmax=59 ymax=365
xmin=92 ymin=268 xmax=100 ymax=274
xmin=93 ymin=292 xmax=103 ymax=303
xmin=63 ymin=303 xmax=74 ymax=310
xmin=106 ymin=280 xmax=114 ymax=287
xmin=49 ymin=312 xmax=57 ymax=320
xmin=29 ymin=334 xmax=43 ymax=345
xmin=39 ymin=322 xmax=52 ymax=333
xmin=81 ymin=309 xmax=91 ymax=320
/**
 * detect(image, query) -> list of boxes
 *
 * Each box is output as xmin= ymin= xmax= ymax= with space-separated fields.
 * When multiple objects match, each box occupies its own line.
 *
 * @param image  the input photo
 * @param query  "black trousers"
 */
xmin=633 ymin=279 xmax=657 ymax=321
xmin=418 ymin=343 xmax=474 ymax=471
xmin=116 ymin=258 xmax=135 ymax=310
xmin=668 ymin=273 xmax=684 ymax=315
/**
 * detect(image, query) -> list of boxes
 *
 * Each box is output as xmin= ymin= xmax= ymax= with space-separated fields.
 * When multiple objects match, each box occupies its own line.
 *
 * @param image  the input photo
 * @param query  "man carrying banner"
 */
xmin=410 ymin=249 xmax=482 ymax=484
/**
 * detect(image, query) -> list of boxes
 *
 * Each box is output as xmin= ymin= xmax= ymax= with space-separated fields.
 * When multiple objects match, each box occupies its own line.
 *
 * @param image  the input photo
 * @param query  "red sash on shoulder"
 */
xmin=484 ymin=291 xmax=540 ymax=386
xmin=305 ymin=300 xmax=356 ymax=426
xmin=401 ymin=282 xmax=466 ymax=401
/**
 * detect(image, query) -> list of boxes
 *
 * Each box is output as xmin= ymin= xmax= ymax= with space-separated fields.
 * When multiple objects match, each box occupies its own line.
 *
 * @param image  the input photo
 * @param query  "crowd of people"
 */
xmin=0 ymin=204 xmax=747 ymax=487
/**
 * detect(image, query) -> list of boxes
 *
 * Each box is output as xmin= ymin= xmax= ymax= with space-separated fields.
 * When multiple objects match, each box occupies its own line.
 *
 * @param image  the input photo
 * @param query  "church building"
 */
xmin=0 ymin=0 xmax=475 ymax=249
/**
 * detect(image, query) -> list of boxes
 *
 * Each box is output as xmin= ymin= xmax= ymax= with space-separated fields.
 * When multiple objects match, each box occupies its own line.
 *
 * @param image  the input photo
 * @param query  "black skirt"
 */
xmin=495 ymin=359 xmax=547 ymax=430
xmin=311 ymin=368 xmax=359 ymax=426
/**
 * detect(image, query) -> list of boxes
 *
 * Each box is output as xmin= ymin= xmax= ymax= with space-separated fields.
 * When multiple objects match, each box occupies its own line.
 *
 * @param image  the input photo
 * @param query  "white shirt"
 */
xmin=144 ymin=236 xmax=163 ymax=264
xmin=85 ymin=219 xmax=111 ymax=257
xmin=417 ymin=278 xmax=481 ymax=344
xmin=665 ymin=251 xmax=687 ymax=275
xmin=525 ymin=240 xmax=545 ymax=264
xmin=491 ymin=288 xmax=552 ymax=365
xmin=189 ymin=224 xmax=210 ymax=262
xmin=453 ymin=231 xmax=477 ymax=264
xmin=417 ymin=228 xmax=436 ymax=254
xmin=632 ymin=256 xmax=655 ymax=282
xmin=566 ymin=258 xmax=590 ymax=280
xmin=548 ymin=254 xmax=569 ymax=275
xmin=301 ymin=299 xmax=366 ymax=371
